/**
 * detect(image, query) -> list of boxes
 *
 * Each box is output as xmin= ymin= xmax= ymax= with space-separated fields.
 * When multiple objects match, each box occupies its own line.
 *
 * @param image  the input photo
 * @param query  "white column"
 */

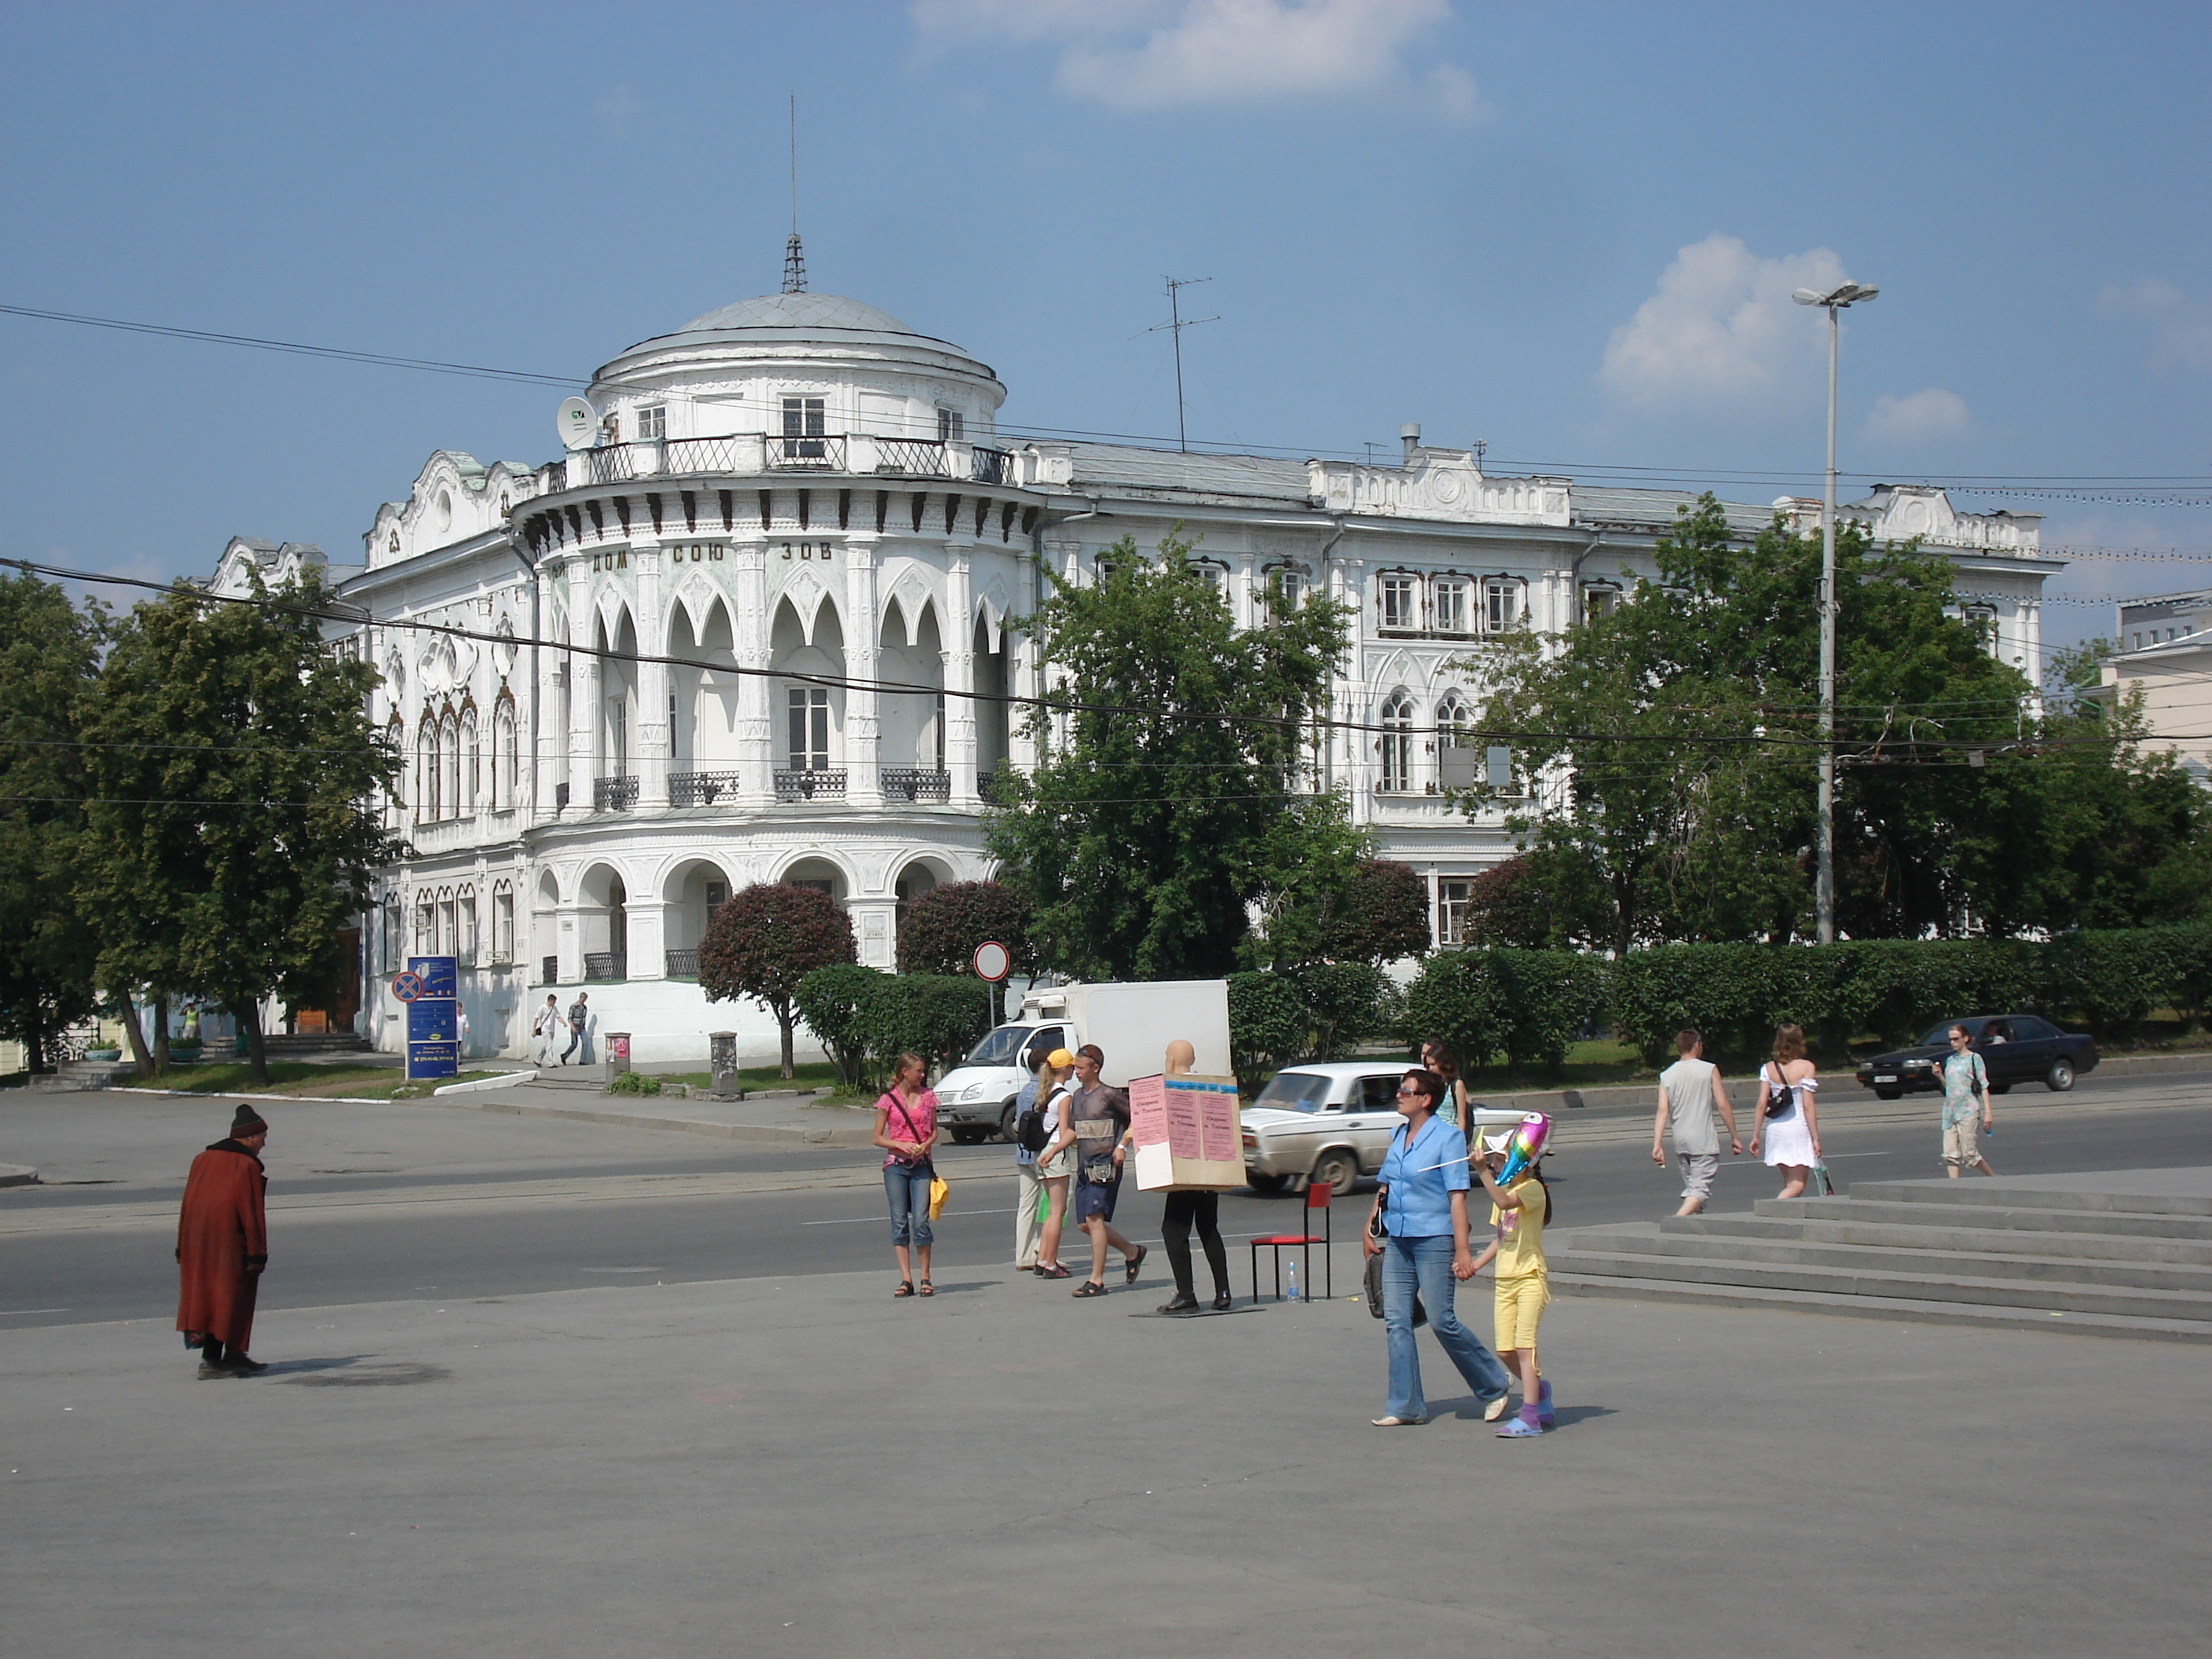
xmin=566 ymin=562 xmax=596 ymax=815
xmin=627 ymin=899 xmax=668 ymax=980
xmin=844 ymin=533 xmax=883 ymax=806
xmin=732 ymin=538 xmax=773 ymax=804
xmin=944 ymin=541 xmax=976 ymax=804
xmin=535 ymin=569 xmax=562 ymax=818
xmin=634 ymin=544 xmax=670 ymax=808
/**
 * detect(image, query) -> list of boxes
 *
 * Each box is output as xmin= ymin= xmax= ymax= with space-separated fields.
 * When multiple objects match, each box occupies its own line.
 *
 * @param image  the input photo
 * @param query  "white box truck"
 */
xmin=932 ymin=980 xmax=1233 ymax=1143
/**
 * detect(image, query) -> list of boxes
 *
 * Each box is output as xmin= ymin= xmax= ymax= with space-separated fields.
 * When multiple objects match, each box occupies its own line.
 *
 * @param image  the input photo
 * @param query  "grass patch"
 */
xmin=656 ymin=1061 xmax=844 ymax=1093
xmin=123 ymin=1062 xmax=518 ymax=1100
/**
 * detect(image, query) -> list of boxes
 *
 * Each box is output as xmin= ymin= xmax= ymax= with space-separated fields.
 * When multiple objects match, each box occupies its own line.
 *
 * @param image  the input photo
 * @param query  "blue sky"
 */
xmin=5 ymin=0 xmax=2210 ymax=661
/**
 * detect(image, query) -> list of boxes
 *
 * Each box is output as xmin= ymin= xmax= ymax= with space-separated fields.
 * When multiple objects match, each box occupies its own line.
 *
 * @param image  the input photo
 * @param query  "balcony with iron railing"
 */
xmin=774 ymin=769 xmax=847 ymax=803
xmin=583 ymin=951 xmax=627 ymax=982
xmin=668 ymin=770 xmax=745 ymax=807
xmin=881 ymin=767 xmax=952 ymax=804
xmin=663 ymin=948 xmax=699 ymax=979
xmin=535 ymin=434 xmax=1030 ymax=495
xmin=593 ymin=775 xmax=639 ymax=811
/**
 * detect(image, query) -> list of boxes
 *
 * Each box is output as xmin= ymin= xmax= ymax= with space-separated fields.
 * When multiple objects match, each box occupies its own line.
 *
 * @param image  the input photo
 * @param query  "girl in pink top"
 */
xmin=872 ymin=1053 xmax=943 ymax=1298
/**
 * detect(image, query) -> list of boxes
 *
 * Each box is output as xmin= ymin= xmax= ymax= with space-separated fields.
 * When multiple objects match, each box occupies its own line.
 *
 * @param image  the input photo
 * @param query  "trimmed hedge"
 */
xmin=1401 ymin=924 xmax=2212 ymax=1071
xmin=793 ymin=966 xmax=994 ymax=1090
xmin=1225 ymin=963 xmax=1397 ymax=1091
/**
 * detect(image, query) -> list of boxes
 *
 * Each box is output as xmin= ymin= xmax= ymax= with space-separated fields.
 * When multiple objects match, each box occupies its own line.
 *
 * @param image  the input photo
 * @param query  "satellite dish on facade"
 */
xmin=557 ymin=397 xmax=599 ymax=451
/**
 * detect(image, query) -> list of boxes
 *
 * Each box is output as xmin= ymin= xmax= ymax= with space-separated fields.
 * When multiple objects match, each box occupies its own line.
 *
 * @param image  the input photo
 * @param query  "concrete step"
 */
xmin=264 ymin=1032 xmax=372 ymax=1056
xmin=1678 ymin=1212 xmax=2212 ymax=1267
xmin=1546 ymin=1236 xmax=2212 ymax=1324
xmin=1595 ymin=1225 xmax=2212 ymax=1294
xmin=1757 ymin=1196 xmax=2212 ymax=1243
xmin=1547 ymin=1273 xmax=2212 ymax=1344
xmin=1845 ymin=1178 xmax=2212 ymax=1219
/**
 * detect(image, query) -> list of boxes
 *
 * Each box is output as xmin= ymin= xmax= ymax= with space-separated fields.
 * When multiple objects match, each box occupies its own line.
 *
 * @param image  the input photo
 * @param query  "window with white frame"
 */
xmin=1379 ymin=691 xmax=1415 ymax=793
xmin=494 ymin=703 xmax=518 ymax=810
xmin=936 ymin=407 xmax=965 ymax=442
xmin=1432 ymin=577 xmax=1470 ymax=635
xmin=1438 ymin=877 xmax=1474 ymax=947
xmin=1270 ymin=567 xmax=1309 ymax=609
xmin=1581 ymin=584 xmax=1621 ymax=625
xmin=413 ymin=898 xmax=434 ymax=956
xmin=635 ymin=405 xmax=666 ymax=442
xmin=1192 ymin=562 xmax=1228 ymax=602
xmin=781 ymin=396 xmax=826 ymax=459
xmin=1481 ymin=577 xmax=1525 ymax=634
xmin=418 ymin=721 xmax=439 ymax=820
xmin=493 ymin=884 xmax=515 ymax=965
xmin=460 ymin=710 xmax=479 ymax=814
xmin=459 ymin=889 xmax=478 ymax=966
xmin=382 ymin=897 xmax=401 ymax=974
xmin=1379 ymin=574 xmax=1419 ymax=632
xmin=788 ymin=687 xmax=830 ymax=771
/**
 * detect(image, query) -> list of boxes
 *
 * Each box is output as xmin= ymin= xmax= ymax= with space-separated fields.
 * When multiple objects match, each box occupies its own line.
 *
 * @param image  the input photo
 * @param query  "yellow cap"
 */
xmin=1046 ymin=1048 xmax=1077 ymax=1069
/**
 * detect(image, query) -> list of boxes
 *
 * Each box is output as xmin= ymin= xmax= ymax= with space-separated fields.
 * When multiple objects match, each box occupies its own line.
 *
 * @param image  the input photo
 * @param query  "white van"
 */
xmin=932 ymin=980 xmax=1233 ymax=1143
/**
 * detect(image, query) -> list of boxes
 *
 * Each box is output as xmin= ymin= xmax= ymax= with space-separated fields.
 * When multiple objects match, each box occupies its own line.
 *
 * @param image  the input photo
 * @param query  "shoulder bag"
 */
xmin=1763 ymin=1064 xmax=1795 ymax=1119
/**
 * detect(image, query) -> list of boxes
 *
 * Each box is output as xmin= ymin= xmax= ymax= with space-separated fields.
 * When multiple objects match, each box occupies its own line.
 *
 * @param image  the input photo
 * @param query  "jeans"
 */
xmin=562 ymin=1027 xmax=584 ymax=1064
xmin=884 ymin=1161 xmax=935 ymax=1249
xmin=1381 ymin=1233 xmax=1511 ymax=1419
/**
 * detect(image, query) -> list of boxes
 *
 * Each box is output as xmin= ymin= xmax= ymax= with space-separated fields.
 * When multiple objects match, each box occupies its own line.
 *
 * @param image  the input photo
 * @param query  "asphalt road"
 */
xmin=6 ymin=1069 xmax=2209 ymax=1332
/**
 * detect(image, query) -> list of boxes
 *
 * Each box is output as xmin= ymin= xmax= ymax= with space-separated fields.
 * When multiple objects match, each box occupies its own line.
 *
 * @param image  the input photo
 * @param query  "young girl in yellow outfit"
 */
xmin=1470 ymin=1131 xmax=1553 ymax=1438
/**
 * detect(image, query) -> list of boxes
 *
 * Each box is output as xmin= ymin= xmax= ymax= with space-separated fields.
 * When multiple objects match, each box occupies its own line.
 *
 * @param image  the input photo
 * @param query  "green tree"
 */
xmin=0 ymin=573 xmax=106 ymax=1074
xmin=1467 ymin=496 xmax=2042 ymax=948
xmin=77 ymin=572 xmax=396 ymax=1086
xmin=988 ymin=532 xmax=1355 ymax=980
xmin=793 ymin=962 xmax=885 ymax=1089
xmin=698 ymin=883 xmax=856 ymax=1078
xmin=893 ymin=879 xmax=1035 ymax=1020
xmin=1315 ymin=859 xmax=1431 ymax=965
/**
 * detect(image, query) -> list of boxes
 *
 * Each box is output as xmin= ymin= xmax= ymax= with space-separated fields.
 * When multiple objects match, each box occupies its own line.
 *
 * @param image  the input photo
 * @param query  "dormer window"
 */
xmin=636 ymin=405 xmax=666 ymax=442
xmin=937 ymin=407 xmax=965 ymax=442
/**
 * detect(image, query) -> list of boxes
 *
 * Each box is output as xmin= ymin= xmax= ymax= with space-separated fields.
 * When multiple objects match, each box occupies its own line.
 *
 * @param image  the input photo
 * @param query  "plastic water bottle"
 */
xmin=1286 ymin=1259 xmax=1302 ymax=1302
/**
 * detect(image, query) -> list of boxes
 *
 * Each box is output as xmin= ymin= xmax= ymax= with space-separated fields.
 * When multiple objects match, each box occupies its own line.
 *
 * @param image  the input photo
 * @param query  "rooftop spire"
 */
xmin=782 ymin=93 xmax=808 ymax=294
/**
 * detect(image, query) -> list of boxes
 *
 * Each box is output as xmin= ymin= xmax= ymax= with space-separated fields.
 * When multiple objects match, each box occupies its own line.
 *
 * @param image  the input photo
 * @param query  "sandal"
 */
xmin=917 ymin=1280 xmax=935 ymax=1297
xmin=894 ymin=1281 xmax=914 ymax=1298
xmin=1124 ymin=1244 xmax=1148 ymax=1284
xmin=1037 ymin=1264 xmax=1071 ymax=1280
xmin=1071 ymin=1280 xmax=1108 ymax=1298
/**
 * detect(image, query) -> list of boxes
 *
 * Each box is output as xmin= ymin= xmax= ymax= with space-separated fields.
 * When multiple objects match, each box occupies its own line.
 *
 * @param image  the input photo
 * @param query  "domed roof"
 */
xmin=676 ymin=291 xmax=919 ymax=336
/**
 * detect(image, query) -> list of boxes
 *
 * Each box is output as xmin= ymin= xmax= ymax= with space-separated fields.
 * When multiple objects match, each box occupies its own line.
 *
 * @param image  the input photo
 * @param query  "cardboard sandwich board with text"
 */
xmin=1128 ymin=1072 xmax=1245 ymax=1192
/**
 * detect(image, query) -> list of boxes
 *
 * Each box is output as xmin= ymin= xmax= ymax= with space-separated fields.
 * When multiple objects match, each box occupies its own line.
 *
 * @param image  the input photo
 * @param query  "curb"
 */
xmin=434 ymin=1070 xmax=537 ymax=1096
xmin=0 ymin=1163 xmax=36 ymax=1188
xmin=396 ymin=1093 xmax=878 ymax=1148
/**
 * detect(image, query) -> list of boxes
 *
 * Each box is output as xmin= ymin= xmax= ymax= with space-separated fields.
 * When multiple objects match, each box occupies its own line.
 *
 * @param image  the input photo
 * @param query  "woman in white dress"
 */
xmin=1749 ymin=1023 xmax=1820 ymax=1199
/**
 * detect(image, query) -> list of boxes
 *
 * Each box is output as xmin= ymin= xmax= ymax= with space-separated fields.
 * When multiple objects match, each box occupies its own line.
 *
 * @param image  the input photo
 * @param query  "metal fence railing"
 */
xmin=668 ymin=771 xmax=744 ymax=807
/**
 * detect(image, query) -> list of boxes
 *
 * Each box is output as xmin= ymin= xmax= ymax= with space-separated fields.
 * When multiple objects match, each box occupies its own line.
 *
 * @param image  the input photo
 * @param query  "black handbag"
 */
xmin=1362 ymin=1185 xmax=1426 ymax=1325
xmin=1763 ymin=1065 xmax=1794 ymax=1119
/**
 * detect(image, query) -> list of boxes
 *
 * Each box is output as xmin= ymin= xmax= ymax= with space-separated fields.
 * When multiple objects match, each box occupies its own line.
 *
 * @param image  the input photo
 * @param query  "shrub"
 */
xmin=698 ymin=884 xmax=857 ymax=1078
xmin=859 ymin=974 xmax=994 ymax=1081
xmin=606 ymin=1070 xmax=663 ymax=1097
xmin=894 ymin=881 xmax=1036 ymax=985
xmin=1227 ymin=971 xmax=1305 ymax=1093
xmin=794 ymin=963 xmax=886 ymax=1089
xmin=1288 ymin=961 xmax=1391 ymax=1061
xmin=1316 ymin=860 xmax=1431 ymax=965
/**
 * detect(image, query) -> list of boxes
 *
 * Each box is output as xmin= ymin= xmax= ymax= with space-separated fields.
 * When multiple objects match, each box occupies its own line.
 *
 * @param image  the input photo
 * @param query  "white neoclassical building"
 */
xmin=214 ymin=273 xmax=2063 ymax=1064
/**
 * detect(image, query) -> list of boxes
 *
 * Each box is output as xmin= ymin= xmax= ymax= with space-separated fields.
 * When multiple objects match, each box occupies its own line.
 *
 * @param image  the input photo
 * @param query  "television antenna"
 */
xmin=1139 ymin=276 xmax=1218 ymax=452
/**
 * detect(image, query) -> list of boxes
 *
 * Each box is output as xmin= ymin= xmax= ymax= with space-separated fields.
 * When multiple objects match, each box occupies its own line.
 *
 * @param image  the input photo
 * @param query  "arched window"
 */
xmin=494 ymin=701 xmax=518 ymax=810
xmin=385 ymin=717 xmax=405 ymax=829
xmin=1435 ymin=692 xmax=1475 ymax=792
xmin=1379 ymin=691 xmax=1415 ymax=793
xmin=418 ymin=720 xmax=440 ymax=821
xmin=441 ymin=715 xmax=462 ymax=819
xmin=491 ymin=881 xmax=515 ymax=965
xmin=459 ymin=709 xmax=479 ymax=815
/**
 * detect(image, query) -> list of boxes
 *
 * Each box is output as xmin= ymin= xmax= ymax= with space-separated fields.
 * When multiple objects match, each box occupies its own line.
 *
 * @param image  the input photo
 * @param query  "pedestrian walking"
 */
xmin=1360 ymin=1068 xmax=1512 ymax=1427
xmin=1750 ymin=1024 xmax=1821 ymax=1200
xmin=175 ymin=1104 xmax=273 ymax=1379
xmin=1651 ymin=1029 xmax=1741 ymax=1217
xmin=873 ymin=1052 xmax=943 ymax=1298
xmin=1157 ymin=1038 xmax=1232 ymax=1314
xmin=562 ymin=992 xmax=590 ymax=1064
xmin=1472 ymin=1130 xmax=1555 ymax=1437
xmin=533 ymin=995 xmax=562 ymax=1066
xmin=1420 ymin=1038 xmax=1471 ymax=1133
xmin=1011 ymin=1047 xmax=1056 ymax=1269
xmin=1061 ymin=1044 xmax=1144 ymax=1298
xmin=1031 ymin=1049 xmax=1079 ymax=1279
xmin=1940 ymin=1024 xmax=1998 ymax=1177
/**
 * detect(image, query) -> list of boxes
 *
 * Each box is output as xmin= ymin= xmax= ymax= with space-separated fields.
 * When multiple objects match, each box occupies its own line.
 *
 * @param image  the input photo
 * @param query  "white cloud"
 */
xmin=912 ymin=0 xmax=1481 ymax=118
xmin=1865 ymin=388 xmax=1971 ymax=444
xmin=1599 ymin=234 xmax=1848 ymax=413
xmin=2096 ymin=277 xmax=2212 ymax=371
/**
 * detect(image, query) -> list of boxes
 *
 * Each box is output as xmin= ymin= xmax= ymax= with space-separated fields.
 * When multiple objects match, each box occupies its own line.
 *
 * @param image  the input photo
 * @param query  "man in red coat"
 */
xmin=176 ymin=1104 xmax=272 ymax=1379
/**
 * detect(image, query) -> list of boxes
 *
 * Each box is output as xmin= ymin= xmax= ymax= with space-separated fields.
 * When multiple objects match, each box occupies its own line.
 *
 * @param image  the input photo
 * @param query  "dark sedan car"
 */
xmin=1855 ymin=1014 xmax=2097 ymax=1100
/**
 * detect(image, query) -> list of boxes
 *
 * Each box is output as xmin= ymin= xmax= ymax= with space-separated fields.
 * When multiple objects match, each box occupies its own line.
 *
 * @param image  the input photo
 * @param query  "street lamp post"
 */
xmin=1792 ymin=280 xmax=1879 ymax=946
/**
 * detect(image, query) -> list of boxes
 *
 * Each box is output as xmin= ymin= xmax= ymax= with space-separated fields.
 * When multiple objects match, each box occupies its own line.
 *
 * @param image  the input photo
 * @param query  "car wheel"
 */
xmin=948 ymin=1126 xmax=985 ymax=1144
xmin=2046 ymin=1058 xmax=2075 ymax=1093
xmin=1247 ymin=1173 xmax=1288 ymax=1196
xmin=999 ymin=1104 xmax=1020 ymax=1143
xmin=1990 ymin=1082 xmax=2012 ymax=1096
xmin=1874 ymin=1087 xmax=1903 ymax=1101
xmin=1310 ymin=1148 xmax=1361 ymax=1198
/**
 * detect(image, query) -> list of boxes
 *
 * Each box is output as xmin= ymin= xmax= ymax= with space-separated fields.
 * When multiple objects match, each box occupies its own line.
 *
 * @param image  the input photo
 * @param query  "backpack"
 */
xmin=1016 ymin=1099 xmax=1049 ymax=1154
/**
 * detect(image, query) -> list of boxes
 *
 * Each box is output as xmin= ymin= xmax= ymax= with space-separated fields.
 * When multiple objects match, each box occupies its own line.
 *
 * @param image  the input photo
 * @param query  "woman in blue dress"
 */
xmin=1359 ymin=1068 xmax=1513 ymax=1426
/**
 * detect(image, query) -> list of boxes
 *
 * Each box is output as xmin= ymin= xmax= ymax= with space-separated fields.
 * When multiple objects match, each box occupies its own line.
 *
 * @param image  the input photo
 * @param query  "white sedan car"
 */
xmin=1241 ymin=1061 xmax=1526 ymax=1196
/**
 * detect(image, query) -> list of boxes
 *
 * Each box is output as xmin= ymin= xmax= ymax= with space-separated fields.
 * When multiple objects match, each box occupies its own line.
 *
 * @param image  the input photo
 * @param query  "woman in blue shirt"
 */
xmin=1360 ymin=1069 xmax=1513 ymax=1427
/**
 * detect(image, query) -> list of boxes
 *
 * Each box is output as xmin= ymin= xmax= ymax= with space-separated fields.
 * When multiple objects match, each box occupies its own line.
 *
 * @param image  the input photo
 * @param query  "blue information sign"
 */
xmin=404 ymin=955 xmax=459 ymax=1080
